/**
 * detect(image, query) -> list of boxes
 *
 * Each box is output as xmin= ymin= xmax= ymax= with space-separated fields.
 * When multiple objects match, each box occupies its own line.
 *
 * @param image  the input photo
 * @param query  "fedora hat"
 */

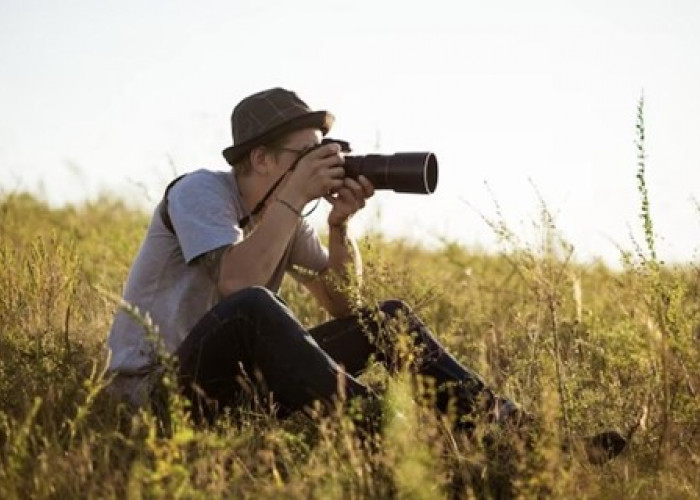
xmin=222 ymin=88 xmax=335 ymax=166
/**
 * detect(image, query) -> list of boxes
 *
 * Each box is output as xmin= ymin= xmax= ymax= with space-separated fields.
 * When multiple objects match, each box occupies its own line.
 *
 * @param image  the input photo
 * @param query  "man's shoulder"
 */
xmin=171 ymin=168 xmax=235 ymax=194
xmin=163 ymin=167 xmax=243 ymax=233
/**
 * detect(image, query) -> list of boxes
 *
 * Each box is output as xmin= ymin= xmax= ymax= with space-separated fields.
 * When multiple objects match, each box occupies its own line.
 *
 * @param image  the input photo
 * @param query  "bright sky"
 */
xmin=1 ymin=0 xmax=699 ymax=265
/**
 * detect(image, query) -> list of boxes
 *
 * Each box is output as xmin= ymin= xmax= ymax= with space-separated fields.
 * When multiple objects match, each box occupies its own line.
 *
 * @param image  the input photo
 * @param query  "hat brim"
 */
xmin=222 ymin=110 xmax=334 ymax=167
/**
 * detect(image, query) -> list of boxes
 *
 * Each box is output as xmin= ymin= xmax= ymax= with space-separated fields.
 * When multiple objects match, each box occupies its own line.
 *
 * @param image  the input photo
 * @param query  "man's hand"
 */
xmin=280 ymin=143 xmax=346 ymax=207
xmin=325 ymin=175 xmax=375 ymax=227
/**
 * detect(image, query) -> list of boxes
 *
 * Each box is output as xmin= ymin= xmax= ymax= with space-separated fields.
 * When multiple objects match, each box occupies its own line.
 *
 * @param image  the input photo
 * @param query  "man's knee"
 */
xmin=378 ymin=299 xmax=412 ymax=319
xmin=220 ymin=286 xmax=281 ymax=312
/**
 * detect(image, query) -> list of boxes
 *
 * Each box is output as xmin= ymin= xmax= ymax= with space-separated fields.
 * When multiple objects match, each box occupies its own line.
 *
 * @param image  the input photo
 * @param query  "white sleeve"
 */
xmin=167 ymin=171 xmax=244 ymax=264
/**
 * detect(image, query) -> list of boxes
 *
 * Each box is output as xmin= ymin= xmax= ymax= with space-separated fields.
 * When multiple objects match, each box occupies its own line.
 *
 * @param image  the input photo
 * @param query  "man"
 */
xmin=106 ymin=88 xmax=625 ymax=462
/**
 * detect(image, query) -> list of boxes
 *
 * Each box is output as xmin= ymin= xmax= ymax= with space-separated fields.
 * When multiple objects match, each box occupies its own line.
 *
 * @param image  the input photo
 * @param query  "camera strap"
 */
xmin=238 ymin=146 xmax=313 ymax=229
xmin=160 ymin=139 xmax=350 ymax=235
xmin=238 ymin=139 xmax=350 ymax=229
xmin=159 ymin=174 xmax=187 ymax=235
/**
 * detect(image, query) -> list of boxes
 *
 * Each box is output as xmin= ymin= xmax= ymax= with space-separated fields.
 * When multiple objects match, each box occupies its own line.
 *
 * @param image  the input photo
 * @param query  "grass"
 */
xmin=1 ymin=99 xmax=700 ymax=498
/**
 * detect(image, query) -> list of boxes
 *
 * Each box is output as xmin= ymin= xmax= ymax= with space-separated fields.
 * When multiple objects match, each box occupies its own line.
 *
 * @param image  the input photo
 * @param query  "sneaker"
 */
xmin=582 ymin=430 xmax=627 ymax=465
xmin=488 ymin=397 xmax=627 ymax=465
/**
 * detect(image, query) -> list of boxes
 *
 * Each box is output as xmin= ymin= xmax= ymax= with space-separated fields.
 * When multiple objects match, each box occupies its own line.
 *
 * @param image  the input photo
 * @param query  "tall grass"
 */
xmin=1 ymin=100 xmax=699 ymax=498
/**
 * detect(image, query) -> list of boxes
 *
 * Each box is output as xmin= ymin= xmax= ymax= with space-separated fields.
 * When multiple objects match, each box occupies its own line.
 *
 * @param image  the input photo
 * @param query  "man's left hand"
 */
xmin=325 ymin=175 xmax=375 ymax=227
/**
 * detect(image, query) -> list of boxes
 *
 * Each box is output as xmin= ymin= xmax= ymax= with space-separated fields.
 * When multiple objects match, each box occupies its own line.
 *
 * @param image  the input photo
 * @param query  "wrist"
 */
xmin=328 ymin=220 xmax=350 ymax=241
xmin=278 ymin=184 xmax=307 ymax=209
xmin=328 ymin=219 xmax=349 ymax=231
xmin=275 ymin=198 xmax=302 ymax=217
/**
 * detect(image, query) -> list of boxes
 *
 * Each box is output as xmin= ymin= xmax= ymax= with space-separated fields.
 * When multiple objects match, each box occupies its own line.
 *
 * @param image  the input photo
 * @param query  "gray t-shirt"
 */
xmin=107 ymin=169 xmax=328 ymax=376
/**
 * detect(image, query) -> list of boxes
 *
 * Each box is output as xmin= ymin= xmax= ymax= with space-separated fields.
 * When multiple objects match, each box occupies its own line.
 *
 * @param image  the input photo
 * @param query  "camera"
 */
xmin=323 ymin=139 xmax=439 ymax=194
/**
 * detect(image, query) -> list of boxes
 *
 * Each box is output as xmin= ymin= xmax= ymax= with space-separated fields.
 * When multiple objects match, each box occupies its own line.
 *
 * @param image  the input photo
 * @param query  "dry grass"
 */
xmin=1 ymin=101 xmax=699 ymax=498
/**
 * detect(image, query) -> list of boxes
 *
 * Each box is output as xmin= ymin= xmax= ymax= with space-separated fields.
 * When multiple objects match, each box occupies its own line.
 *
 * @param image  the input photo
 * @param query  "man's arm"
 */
xmin=303 ymin=175 xmax=374 ymax=317
xmin=304 ymin=222 xmax=362 ymax=318
xmin=217 ymin=199 xmax=303 ymax=296
xmin=217 ymin=143 xmax=346 ymax=297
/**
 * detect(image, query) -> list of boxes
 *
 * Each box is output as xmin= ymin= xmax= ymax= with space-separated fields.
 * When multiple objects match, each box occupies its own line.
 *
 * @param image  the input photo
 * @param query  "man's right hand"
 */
xmin=280 ymin=143 xmax=346 ymax=206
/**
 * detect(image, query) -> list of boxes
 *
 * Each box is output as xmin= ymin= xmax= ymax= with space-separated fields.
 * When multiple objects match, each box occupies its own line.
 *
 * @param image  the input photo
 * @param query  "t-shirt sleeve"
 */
xmin=286 ymin=220 xmax=329 ymax=283
xmin=167 ymin=171 xmax=244 ymax=264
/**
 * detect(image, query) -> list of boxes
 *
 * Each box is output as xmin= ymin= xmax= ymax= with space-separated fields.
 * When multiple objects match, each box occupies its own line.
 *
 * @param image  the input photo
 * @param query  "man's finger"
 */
xmin=327 ymin=166 xmax=346 ymax=179
xmin=334 ymin=186 xmax=355 ymax=202
xmin=357 ymin=175 xmax=375 ymax=198
xmin=343 ymin=178 xmax=364 ymax=198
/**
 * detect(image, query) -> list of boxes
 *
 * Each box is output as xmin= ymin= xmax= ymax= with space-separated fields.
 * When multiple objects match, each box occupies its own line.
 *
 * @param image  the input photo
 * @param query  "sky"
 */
xmin=1 ymin=0 xmax=699 ymax=266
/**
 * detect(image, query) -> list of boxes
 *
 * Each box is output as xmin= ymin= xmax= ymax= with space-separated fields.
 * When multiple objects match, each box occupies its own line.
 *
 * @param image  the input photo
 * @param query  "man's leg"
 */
xmin=310 ymin=300 xmax=508 ymax=428
xmin=175 ymin=286 xmax=371 ymax=423
xmin=311 ymin=300 xmax=626 ymax=463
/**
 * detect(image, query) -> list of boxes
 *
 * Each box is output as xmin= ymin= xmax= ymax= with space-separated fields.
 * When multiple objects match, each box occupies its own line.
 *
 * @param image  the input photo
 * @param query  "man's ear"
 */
xmin=249 ymin=146 xmax=271 ymax=176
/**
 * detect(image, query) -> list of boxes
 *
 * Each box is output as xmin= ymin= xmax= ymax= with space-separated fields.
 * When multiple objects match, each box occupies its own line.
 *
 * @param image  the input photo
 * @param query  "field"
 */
xmin=1 ymin=105 xmax=700 ymax=498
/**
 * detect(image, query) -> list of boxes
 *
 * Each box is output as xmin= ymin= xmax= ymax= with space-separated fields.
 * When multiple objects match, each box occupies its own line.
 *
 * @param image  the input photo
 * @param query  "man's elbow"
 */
xmin=217 ymin=247 xmax=267 ymax=297
xmin=218 ymin=275 xmax=254 ymax=298
xmin=218 ymin=278 xmax=239 ymax=298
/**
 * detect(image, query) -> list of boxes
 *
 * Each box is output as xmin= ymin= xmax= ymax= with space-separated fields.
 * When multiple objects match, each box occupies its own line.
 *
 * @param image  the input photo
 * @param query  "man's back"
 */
xmin=107 ymin=169 xmax=244 ymax=374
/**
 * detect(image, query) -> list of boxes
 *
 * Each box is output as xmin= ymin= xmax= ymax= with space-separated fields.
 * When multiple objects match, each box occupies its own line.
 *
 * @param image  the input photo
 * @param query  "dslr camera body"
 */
xmin=323 ymin=139 xmax=438 ymax=194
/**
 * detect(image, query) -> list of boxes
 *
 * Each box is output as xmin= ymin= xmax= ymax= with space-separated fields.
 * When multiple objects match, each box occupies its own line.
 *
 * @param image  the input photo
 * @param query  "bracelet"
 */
xmin=276 ymin=198 xmax=301 ymax=217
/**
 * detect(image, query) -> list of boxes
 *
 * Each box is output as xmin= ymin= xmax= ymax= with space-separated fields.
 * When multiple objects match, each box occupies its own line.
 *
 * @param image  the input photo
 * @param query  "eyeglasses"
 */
xmin=276 ymin=146 xmax=315 ymax=157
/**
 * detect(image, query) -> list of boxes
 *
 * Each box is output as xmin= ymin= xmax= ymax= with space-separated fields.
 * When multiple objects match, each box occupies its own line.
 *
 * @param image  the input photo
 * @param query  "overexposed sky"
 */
xmin=1 ymin=0 xmax=699 ymax=265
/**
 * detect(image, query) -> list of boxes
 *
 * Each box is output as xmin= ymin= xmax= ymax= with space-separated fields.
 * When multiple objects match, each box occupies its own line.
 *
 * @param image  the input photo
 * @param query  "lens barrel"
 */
xmin=344 ymin=152 xmax=438 ymax=194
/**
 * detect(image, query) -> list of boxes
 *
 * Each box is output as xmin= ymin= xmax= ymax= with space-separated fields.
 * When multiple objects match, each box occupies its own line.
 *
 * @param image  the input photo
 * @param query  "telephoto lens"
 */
xmin=344 ymin=153 xmax=438 ymax=194
xmin=322 ymin=138 xmax=438 ymax=194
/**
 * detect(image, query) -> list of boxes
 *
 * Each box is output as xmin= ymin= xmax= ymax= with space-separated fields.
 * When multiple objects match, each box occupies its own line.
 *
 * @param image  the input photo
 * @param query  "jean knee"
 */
xmin=221 ymin=286 xmax=280 ymax=312
xmin=378 ymin=299 xmax=412 ymax=319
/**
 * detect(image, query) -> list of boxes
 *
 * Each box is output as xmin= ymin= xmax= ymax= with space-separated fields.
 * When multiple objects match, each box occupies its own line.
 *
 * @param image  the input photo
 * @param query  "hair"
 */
xmin=233 ymin=135 xmax=291 ymax=176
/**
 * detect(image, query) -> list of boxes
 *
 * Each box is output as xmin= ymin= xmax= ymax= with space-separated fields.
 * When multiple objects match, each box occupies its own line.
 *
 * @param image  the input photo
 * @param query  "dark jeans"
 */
xmin=175 ymin=286 xmax=494 ymax=425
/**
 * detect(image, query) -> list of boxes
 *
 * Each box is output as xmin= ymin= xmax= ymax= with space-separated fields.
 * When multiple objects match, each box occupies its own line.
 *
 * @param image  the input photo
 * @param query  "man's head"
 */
xmin=222 ymin=88 xmax=334 ymax=175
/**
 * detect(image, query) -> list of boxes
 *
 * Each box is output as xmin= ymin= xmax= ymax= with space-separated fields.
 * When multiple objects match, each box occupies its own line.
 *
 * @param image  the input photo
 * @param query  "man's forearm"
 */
xmin=218 ymin=198 xmax=301 ymax=296
xmin=323 ymin=222 xmax=363 ymax=315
